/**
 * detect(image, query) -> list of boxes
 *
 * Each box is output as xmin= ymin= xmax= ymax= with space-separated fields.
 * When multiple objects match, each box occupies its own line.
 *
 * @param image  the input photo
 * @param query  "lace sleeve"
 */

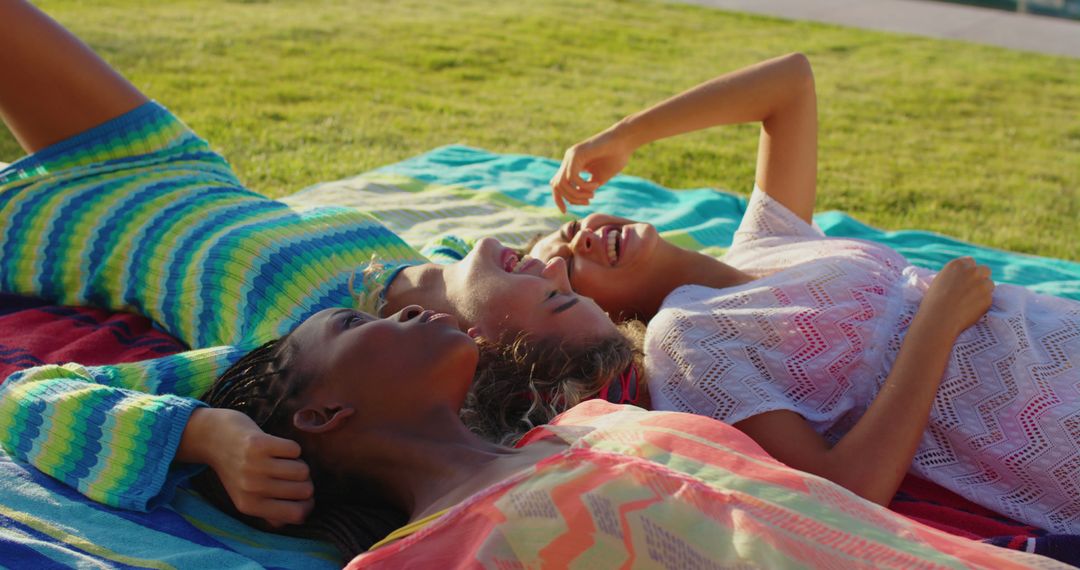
xmin=731 ymin=185 xmax=822 ymax=247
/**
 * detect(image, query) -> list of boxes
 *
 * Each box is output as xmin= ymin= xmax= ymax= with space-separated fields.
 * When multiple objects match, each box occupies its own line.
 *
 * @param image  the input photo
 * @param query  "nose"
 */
xmin=570 ymin=227 xmax=598 ymax=256
xmin=541 ymin=257 xmax=573 ymax=293
xmin=392 ymin=305 xmax=424 ymax=321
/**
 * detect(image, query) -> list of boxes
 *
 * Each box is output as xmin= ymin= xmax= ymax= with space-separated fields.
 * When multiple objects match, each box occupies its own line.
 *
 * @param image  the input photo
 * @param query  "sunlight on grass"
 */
xmin=7 ymin=0 xmax=1079 ymax=259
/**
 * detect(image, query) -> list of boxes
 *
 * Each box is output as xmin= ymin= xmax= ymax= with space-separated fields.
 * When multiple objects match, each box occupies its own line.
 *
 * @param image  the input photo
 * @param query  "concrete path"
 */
xmin=676 ymin=0 xmax=1080 ymax=58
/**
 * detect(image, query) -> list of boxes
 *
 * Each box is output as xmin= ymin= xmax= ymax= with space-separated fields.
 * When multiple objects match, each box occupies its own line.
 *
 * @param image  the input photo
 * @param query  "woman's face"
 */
xmin=289 ymin=306 xmax=479 ymax=415
xmin=528 ymin=213 xmax=661 ymax=318
xmin=440 ymin=237 xmax=616 ymax=342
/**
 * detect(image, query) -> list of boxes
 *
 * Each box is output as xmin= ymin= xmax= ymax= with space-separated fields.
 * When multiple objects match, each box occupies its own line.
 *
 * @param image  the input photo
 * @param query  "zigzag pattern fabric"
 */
xmin=347 ymin=401 xmax=1061 ymax=569
xmin=0 ymin=102 xmax=426 ymax=510
xmin=647 ymin=188 xmax=1080 ymax=534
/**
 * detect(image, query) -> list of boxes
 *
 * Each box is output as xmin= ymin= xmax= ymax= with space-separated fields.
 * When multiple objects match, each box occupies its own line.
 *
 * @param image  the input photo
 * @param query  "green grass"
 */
xmin=8 ymin=0 xmax=1080 ymax=260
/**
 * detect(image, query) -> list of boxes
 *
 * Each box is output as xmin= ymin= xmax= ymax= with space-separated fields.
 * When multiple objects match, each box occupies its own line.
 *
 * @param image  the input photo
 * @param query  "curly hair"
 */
xmin=461 ymin=319 xmax=646 ymax=445
xmin=192 ymin=337 xmax=405 ymax=561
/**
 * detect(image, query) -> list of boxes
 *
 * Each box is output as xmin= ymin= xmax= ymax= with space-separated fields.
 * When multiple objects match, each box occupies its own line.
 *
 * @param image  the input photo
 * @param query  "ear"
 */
xmin=293 ymin=404 xmax=356 ymax=434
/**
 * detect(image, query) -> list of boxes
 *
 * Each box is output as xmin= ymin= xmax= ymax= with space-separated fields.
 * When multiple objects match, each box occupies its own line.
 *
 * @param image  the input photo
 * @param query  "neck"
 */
xmin=382 ymin=264 xmax=449 ymax=319
xmin=320 ymin=407 xmax=541 ymax=522
xmin=636 ymin=245 xmax=754 ymax=320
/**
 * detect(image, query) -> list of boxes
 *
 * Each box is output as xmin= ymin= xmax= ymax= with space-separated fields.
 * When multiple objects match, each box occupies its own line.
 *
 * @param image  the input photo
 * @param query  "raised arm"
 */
xmin=550 ymin=52 xmax=817 ymax=221
xmin=734 ymin=258 xmax=994 ymax=505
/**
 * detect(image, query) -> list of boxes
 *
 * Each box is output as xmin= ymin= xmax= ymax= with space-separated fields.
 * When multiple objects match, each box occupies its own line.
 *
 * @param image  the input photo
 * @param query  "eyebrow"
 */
xmin=552 ymin=297 xmax=579 ymax=314
xmin=330 ymin=308 xmax=354 ymax=327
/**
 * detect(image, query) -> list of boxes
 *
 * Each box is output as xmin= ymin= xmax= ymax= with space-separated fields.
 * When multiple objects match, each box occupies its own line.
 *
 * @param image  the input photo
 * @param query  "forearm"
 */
xmin=612 ymin=53 xmax=814 ymax=151
xmin=611 ymin=52 xmax=817 ymax=220
xmin=822 ymin=313 xmax=957 ymax=504
xmin=0 ymin=363 xmax=205 ymax=510
xmin=0 ymin=348 xmax=238 ymax=509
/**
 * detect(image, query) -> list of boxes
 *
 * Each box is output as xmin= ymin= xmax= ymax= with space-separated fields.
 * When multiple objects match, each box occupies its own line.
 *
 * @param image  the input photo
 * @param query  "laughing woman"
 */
xmin=0 ymin=0 xmax=635 ymax=528
xmin=527 ymin=53 xmax=1080 ymax=534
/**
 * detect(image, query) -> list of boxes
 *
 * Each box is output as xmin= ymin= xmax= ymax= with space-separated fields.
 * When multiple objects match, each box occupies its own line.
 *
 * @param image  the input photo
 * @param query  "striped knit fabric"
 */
xmin=0 ymin=102 xmax=426 ymax=510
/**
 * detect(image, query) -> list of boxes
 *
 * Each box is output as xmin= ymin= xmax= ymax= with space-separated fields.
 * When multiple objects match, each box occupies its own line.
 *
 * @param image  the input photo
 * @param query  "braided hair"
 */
xmin=193 ymin=336 xmax=405 ymax=561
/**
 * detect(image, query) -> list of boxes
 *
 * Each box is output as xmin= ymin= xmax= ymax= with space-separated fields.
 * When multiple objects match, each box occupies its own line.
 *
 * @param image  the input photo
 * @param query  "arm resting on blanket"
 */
xmin=0 ymin=346 xmax=240 ymax=510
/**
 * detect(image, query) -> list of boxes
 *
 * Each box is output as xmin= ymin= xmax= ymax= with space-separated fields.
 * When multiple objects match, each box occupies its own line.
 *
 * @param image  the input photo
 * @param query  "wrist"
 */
xmin=609 ymin=114 xmax=649 ymax=151
xmin=176 ymin=407 xmax=218 ymax=466
xmin=909 ymin=307 xmax=961 ymax=343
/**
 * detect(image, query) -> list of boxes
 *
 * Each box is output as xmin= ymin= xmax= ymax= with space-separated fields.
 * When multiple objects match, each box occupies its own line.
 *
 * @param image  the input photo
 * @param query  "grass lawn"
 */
xmin=8 ymin=0 xmax=1080 ymax=260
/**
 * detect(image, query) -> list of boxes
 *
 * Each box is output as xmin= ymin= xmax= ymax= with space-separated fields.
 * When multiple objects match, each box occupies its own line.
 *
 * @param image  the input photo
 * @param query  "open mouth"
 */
xmin=603 ymin=226 xmax=622 ymax=266
xmin=500 ymin=247 xmax=540 ymax=274
xmin=500 ymin=247 xmax=519 ymax=273
xmin=419 ymin=309 xmax=458 ymax=328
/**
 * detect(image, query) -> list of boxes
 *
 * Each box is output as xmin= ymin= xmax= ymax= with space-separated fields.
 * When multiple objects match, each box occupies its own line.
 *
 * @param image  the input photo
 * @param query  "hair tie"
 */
xmin=597 ymin=365 xmax=640 ymax=406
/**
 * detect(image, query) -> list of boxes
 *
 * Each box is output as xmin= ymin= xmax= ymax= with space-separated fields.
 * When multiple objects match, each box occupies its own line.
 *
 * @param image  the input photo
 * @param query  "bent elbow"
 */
xmin=782 ymin=52 xmax=815 ymax=90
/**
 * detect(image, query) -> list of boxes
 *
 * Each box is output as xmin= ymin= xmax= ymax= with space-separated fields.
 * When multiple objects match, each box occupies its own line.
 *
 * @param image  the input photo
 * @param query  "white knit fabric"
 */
xmin=646 ymin=186 xmax=1080 ymax=533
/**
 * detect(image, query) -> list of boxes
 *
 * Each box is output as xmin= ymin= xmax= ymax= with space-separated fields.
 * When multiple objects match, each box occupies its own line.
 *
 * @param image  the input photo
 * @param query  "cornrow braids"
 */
xmin=200 ymin=338 xmax=299 ymax=433
xmin=194 ymin=334 xmax=406 ymax=561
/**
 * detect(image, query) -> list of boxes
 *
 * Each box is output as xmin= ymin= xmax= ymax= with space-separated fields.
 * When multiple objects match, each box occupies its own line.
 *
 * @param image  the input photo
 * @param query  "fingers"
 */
xmin=256 ymin=477 xmax=315 ymax=502
xmin=553 ymin=189 xmax=567 ymax=214
xmin=267 ymin=457 xmax=310 ymax=482
xmin=550 ymin=148 xmax=601 ymax=212
xmin=943 ymin=256 xmax=991 ymax=279
xmin=246 ymin=497 xmax=316 ymax=528
xmin=944 ymin=256 xmax=975 ymax=270
xmin=550 ymin=178 xmax=596 ymax=212
xmin=262 ymin=435 xmax=302 ymax=459
xmin=263 ymin=498 xmax=316 ymax=528
xmin=228 ymin=457 xmax=315 ymax=525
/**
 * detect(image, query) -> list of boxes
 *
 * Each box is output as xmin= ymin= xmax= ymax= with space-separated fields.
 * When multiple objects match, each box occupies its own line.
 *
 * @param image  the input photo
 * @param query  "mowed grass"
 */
xmin=7 ymin=0 xmax=1080 ymax=260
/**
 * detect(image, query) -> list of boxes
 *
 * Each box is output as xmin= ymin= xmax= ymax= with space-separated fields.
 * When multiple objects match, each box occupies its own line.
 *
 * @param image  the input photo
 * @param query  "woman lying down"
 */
xmin=0 ymin=1 xmax=1070 ymax=567
xmin=196 ymin=304 xmax=1059 ymax=568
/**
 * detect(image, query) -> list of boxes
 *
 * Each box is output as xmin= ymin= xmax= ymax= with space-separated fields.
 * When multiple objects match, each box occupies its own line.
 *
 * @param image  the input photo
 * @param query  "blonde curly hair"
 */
xmin=461 ymin=320 xmax=646 ymax=445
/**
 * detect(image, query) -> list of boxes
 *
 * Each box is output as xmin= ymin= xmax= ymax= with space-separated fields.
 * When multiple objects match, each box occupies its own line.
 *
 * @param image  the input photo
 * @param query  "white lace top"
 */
xmin=646 ymin=187 xmax=1080 ymax=533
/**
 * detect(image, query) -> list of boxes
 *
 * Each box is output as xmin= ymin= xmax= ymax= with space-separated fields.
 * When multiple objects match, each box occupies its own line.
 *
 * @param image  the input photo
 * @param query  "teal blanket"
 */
xmin=355 ymin=144 xmax=1080 ymax=299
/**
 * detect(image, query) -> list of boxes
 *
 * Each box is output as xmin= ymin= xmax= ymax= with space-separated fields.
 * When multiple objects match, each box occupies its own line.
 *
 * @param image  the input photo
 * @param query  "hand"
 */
xmin=920 ymin=257 xmax=995 ymax=338
xmin=550 ymin=127 xmax=634 ymax=213
xmin=180 ymin=408 xmax=315 ymax=527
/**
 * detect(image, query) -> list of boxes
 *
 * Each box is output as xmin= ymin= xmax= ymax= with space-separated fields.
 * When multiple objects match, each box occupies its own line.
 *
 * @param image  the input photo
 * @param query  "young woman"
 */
xmin=527 ymin=53 xmax=1080 ymax=534
xmin=192 ymin=295 xmax=1061 ymax=568
xmin=0 ymin=0 xmax=635 ymax=529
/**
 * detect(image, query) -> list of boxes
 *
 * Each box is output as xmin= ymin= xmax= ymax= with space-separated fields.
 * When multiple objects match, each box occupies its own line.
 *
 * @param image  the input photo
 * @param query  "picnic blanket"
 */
xmin=3 ymin=146 xmax=1080 ymax=567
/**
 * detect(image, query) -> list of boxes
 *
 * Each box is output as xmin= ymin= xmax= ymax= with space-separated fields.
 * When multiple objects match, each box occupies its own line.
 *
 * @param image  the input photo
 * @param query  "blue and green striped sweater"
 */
xmin=0 ymin=102 xmax=432 ymax=510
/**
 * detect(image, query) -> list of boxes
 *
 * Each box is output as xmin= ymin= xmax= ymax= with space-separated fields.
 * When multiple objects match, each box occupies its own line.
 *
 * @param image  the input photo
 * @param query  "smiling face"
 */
xmin=288 ymin=306 xmax=480 ymax=418
xmin=403 ymin=237 xmax=617 ymax=343
xmin=529 ymin=213 xmax=662 ymax=319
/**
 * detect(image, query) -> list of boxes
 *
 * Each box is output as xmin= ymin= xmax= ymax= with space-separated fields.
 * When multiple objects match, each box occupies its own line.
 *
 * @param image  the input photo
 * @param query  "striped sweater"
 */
xmin=0 ymin=102 xmax=427 ymax=510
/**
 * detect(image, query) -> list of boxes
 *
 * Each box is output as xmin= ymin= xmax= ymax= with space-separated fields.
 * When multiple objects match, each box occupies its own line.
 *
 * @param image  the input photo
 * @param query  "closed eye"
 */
xmin=561 ymin=220 xmax=580 ymax=242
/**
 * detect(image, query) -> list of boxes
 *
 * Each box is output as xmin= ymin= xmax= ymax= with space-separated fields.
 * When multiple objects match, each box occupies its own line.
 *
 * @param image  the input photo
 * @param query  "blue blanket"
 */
xmin=0 ymin=449 xmax=339 ymax=569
